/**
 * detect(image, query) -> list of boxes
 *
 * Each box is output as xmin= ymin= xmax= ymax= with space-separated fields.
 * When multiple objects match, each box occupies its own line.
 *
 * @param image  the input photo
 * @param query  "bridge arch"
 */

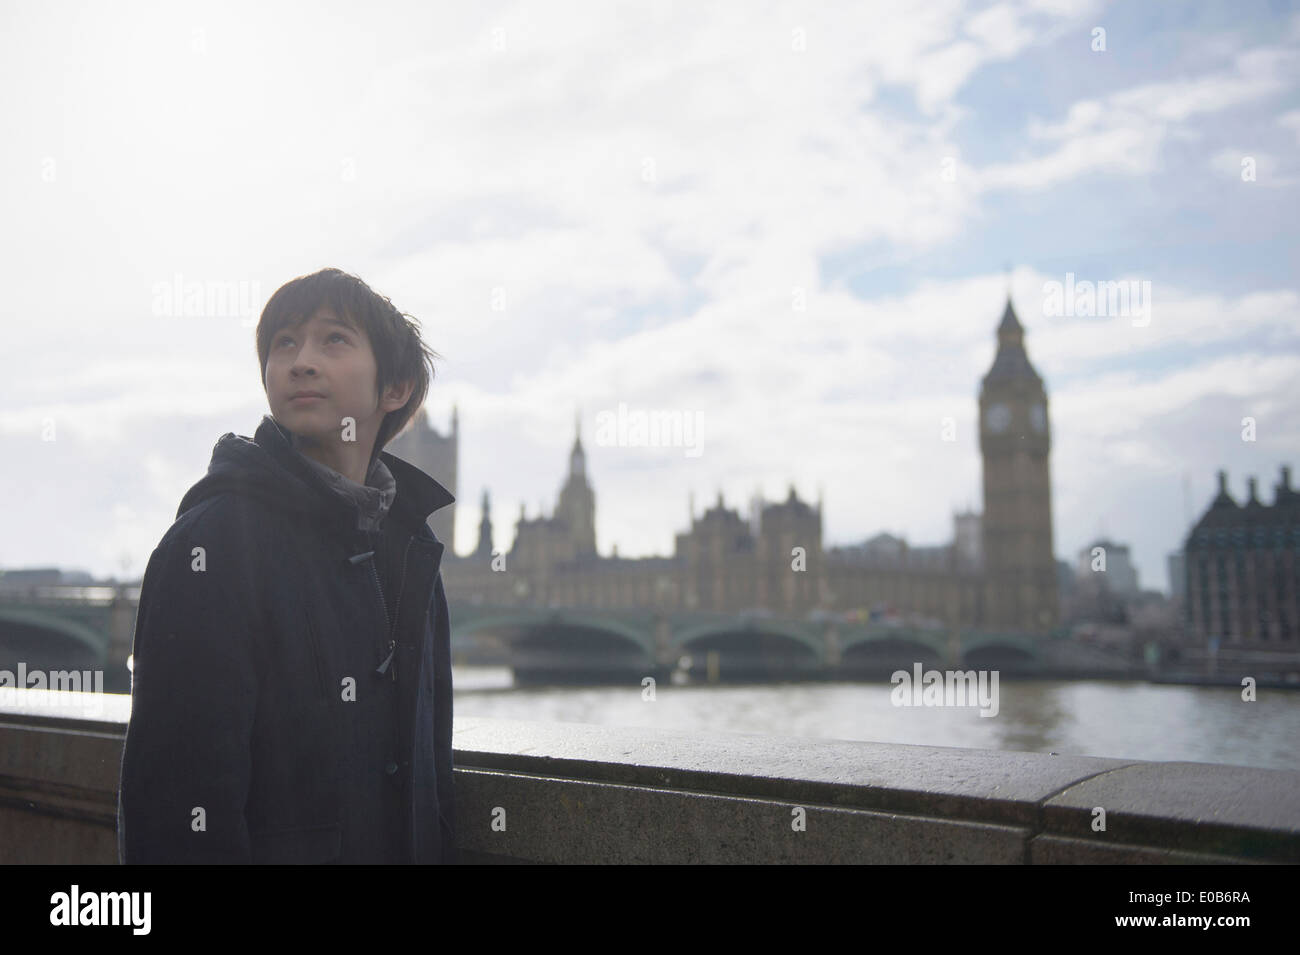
xmin=0 ymin=608 xmax=106 ymax=668
xmin=675 ymin=622 xmax=821 ymax=680
xmin=452 ymin=609 xmax=655 ymax=685
xmin=960 ymin=632 xmax=1040 ymax=670
xmin=838 ymin=631 xmax=948 ymax=677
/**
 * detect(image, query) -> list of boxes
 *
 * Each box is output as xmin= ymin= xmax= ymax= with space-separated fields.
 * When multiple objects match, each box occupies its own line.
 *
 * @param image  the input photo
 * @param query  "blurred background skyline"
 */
xmin=3 ymin=0 xmax=1299 ymax=593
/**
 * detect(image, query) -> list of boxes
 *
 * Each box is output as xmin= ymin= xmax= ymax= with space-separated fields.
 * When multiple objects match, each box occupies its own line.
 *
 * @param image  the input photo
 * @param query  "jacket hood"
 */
xmin=176 ymin=414 xmax=456 ymax=545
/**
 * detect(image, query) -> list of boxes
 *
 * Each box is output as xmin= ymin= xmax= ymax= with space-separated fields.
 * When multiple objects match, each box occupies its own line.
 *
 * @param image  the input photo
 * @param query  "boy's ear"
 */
xmin=380 ymin=378 xmax=414 ymax=413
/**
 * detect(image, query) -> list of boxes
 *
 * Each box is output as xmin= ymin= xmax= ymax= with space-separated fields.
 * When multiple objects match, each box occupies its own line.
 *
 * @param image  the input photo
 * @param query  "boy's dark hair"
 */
xmin=256 ymin=268 xmax=440 ymax=460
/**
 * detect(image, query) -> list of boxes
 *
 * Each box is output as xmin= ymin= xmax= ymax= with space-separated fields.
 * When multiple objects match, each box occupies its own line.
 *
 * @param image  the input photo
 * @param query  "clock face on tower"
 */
xmin=985 ymin=403 xmax=1011 ymax=433
xmin=1030 ymin=403 xmax=1047 ymax=433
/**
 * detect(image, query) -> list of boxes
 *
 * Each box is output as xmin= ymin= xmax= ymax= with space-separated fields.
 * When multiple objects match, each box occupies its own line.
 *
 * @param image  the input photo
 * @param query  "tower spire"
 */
xmin=475 ymin=487 xmax=493 ymax=559
xmin=569 ymin=406 xmax=586 ymax=479
xmin=557 ymin=403 xmax=597 ymax=556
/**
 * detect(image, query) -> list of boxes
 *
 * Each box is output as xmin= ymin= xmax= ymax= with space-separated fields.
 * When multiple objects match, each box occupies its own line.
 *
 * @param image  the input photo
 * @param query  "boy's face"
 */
xmin=264 ymin=305 xmax=410 ymax=460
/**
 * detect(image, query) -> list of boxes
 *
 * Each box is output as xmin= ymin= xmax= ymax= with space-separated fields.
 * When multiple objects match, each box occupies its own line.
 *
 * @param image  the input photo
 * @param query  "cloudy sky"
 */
xmin=2 ymin=0 xmax=1297 ymax=595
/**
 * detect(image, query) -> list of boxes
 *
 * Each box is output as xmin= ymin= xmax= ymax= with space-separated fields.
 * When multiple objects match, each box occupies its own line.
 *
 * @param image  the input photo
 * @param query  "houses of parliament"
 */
xmin=391 ymin=297 xmax=1061 ymax=635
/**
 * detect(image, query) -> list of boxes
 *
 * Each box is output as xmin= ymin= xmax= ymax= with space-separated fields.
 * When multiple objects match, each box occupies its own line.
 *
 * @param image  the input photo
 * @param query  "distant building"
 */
xmin=1075 ymin=539 xmax=1140 ymax=597
xmin=0 ymin=568 xmax=97 ymax=591
xmin=1167 ymin=551 xmax=1186 ymax=601
xmin=388 ymin=405 xmax=458 ymax=554
xmin=977 ymin=297 xmax=1059 ymax=631
xmin=1056 ymin=559 xmax=1075 ymax=602
xmin=860 ymin=533 xmax=906 ymax=561
xmin=953 ymin=509 xmax=983 ymax=569
xmin=1183 ymin=466 xmax=1300 ymax=647
xmin=0 ymin=568 xmax=65 ymax=590
xmin=510 ymin=415 xmax=599 ymax=570
xmin=441 ymin=297 xmax=1062 ymax=634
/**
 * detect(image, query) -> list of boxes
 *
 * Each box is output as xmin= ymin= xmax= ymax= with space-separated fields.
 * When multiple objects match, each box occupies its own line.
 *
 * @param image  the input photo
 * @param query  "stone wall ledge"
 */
xmin=1 ymin=712 xmax=1297 ymax=864
xmin=450 ymin=717 xmax=1300 ymax=864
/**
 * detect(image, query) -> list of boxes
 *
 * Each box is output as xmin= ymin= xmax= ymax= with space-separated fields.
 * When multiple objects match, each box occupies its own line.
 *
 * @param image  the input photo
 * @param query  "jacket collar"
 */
xmin=290 ymin=443 xmax=397 ymax=534
xmin=253 ymin=414 xmax=455 ymax=544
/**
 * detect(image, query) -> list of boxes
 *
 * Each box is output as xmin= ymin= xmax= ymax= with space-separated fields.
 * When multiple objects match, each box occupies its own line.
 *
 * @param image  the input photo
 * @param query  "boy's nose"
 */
xmin=290 ymin=349 xmax=322 ymax=376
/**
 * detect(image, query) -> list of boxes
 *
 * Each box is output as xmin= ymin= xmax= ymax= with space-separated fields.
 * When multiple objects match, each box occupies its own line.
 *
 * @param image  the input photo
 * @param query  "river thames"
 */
xmin=451 ymin=667 xmax=1300 ymax=771
xmin=8 ymin=669 xmax=1294 ymax=772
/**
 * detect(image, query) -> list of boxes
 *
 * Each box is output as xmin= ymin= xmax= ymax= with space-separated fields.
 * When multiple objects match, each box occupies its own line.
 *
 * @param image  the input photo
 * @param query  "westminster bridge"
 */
xmin=0 ymin=584 xmax=1137 ymax=692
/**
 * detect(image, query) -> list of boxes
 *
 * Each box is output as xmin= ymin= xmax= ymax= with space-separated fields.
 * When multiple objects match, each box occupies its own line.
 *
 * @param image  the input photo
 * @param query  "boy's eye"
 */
xmin=275 ymin=332 xmax=349 ymax=347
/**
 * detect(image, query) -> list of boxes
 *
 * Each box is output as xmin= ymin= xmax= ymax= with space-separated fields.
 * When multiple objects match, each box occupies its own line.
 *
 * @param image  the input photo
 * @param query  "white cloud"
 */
xmin=1111 ymin=48 xmax=1295 ymax=121
xmin=979 ymin=41 xmax=1300 ymax=192
xmin=966 ymin=3 xmax=1036 ymax=59
xmin=977 ymin=124 xmax=1161 ymax=190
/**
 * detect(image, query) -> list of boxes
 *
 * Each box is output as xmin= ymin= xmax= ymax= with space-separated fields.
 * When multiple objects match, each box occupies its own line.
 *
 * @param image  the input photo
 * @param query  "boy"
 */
xmin=118 ymin=267 xmax=457 ymax=863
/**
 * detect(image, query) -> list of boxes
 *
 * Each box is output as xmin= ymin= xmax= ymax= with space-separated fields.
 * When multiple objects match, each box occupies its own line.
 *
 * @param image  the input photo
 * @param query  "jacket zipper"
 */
xmin=360 ymin=535 xmax=413 ymax=683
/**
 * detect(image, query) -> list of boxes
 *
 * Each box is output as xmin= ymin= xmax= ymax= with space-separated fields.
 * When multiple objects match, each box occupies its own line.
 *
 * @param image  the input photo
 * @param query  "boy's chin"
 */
xmin=273 ymin=410 xmax=334 ymax=440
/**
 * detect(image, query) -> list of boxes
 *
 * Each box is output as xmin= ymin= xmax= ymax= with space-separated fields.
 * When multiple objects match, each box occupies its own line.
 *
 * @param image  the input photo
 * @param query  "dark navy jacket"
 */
xmin=118 ymin=414 xmax=457 ymax=863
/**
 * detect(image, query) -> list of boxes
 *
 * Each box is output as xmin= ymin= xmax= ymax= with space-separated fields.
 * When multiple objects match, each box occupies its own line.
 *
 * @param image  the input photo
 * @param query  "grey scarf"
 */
xmin=290 ymin=444 xmax=397 ymax=534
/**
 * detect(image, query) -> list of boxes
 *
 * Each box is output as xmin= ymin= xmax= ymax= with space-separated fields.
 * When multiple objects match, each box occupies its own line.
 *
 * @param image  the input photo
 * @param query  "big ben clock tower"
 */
xmin=979 ymin=297 xmax=1059 ymax=633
